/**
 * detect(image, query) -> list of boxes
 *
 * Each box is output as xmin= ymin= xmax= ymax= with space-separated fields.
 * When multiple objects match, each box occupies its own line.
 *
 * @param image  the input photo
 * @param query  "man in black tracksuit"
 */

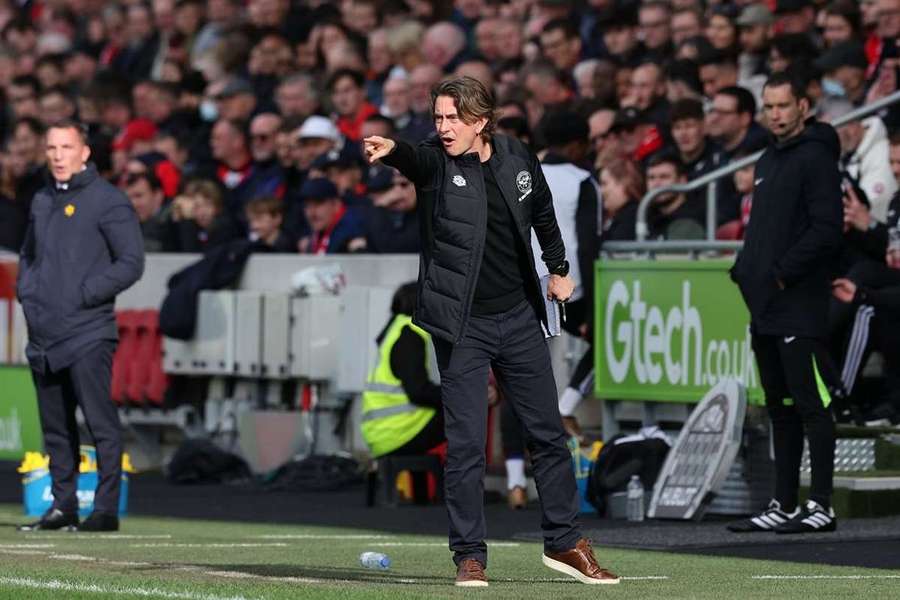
xmin=364 ymin=77 xmax=618 ymax=587
xmin=16 ymin=119 xmax=144 ymax=533
xmin=728 ymin=73 xmax=843 ymax=534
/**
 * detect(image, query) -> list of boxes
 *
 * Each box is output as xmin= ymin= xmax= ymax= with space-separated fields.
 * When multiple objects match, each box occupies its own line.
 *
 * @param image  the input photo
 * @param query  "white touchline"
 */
xmin=753 ymin=575 xmax=900 ymax=580
xmin=371 ymin=542 xmax=521 ymax=547
xmin=49 ymin=554 xmax=97 ymax=561
xmin=0 ymin=576 xmax=257 ymax=600
xmin=0 ymin=544 xmax=55 ymax=548
xmin=27 ymin=534 xmax=174 ymax=540
xmin=255 ymin=534 xmax=395 ymax=539
xmin=130 ymin=543 xmax=290 ymax=548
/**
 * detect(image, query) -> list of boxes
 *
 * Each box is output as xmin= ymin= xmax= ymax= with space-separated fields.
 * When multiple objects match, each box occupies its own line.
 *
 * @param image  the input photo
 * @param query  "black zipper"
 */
xmin=455 ymin=158 xmax=488 ymax=344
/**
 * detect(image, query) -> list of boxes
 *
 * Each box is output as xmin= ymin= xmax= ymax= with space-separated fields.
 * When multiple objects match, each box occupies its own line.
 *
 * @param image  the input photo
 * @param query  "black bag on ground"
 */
xmin=586 ymin=429 xmax=671 ymax=515
xmin=166 ymin=438 xmax=251 ymax=484
xmin=265 ymin=455 xmax=363 ymax=492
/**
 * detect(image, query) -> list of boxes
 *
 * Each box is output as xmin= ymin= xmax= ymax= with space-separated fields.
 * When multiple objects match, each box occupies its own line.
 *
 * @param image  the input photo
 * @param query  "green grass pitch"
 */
xmin=0 ymin=504 xmax=896 ymax=599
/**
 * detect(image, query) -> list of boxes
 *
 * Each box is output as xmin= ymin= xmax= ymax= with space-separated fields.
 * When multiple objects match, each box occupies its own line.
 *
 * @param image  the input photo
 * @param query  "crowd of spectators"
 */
xmin=0 ymin=0 xmax=897 ymax=419
xmin=0 ymin=0 xmax=898 ymax=255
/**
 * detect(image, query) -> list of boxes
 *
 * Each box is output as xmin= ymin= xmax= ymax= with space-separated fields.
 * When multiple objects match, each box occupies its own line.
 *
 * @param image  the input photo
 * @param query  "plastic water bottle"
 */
xmin=626 ymin=475 xmax=645 ymax=522
xmin=359 ymin=551 xmax=391 ymax=570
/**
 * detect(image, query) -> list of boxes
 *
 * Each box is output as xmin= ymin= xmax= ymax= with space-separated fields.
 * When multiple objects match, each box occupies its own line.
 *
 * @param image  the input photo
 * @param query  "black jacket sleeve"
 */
xmin=845 ymin=223 xmax=890 ymax=262
xmin=575 ymin=177 xmax=599 ymax=313
xmin=531 ymin=153 xmax=566 ymax=270
xmin=773 ymin=149 xmax=844 ymax=287
xmin=389 ymin=325 xmax=442 ymax=409
xmin=856 ymin=284 xmax=900 ymax=310
xmin=81 ymin=202 xmax=146 ymax=307
xmin=381 ymin=139 xmax=442 ymax=189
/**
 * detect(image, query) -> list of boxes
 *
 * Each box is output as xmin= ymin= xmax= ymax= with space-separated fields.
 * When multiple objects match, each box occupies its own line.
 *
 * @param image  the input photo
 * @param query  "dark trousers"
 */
xmin=433 ymin=299 xmax=581 ymax=567
xmin=560 ymin=297 xmax=595 ymax=395
xmin=33 ymin=340 xmax=121 ymax=515
xmin=752 ymin=334 xmax=836 ymax=509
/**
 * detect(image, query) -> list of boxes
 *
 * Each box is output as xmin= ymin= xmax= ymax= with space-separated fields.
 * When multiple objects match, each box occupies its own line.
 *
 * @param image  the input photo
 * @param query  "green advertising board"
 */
xmin=595 ymin=259 xmax=763 ymax=405
xmin=0 ymin=366 xmax=43 ymax=460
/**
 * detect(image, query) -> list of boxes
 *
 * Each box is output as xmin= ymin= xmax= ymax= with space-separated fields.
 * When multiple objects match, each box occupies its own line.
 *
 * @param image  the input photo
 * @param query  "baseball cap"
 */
xmin=311 ymin=144 xmax=364 ymax=170
xmin=736 ymin=4 xmax=774 ymax=26
xmin=215 ymin=77 xmax=254 ymax=99
xmin=610 ymin=107 xmax=647 ymax=132
xmin=112 ymin=119 xmax=158 ymax=152
xmin=299 ymin=177 xmax=339 ymax=201
xmin=814 ymin=41 xmax=869 ymax=72
xmin=367 ymin=165 xmax=398 ymax=193
xmin=297 ymin=116 xmax=342 ymax=143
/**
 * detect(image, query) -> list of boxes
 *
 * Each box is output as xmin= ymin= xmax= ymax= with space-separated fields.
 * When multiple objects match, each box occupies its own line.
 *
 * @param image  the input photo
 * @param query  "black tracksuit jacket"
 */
xmin=731 ymin=120 xmax=843 ymax=338
xmin=16 ymin=164 xmax=144 ymax=373
xmin=382 ymin=134 xmax=566 ymax=344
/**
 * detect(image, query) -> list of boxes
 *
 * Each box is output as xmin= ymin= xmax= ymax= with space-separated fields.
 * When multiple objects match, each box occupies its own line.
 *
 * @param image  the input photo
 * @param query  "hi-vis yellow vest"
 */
xmin=361 ymin=314 xmax=436 ymax=457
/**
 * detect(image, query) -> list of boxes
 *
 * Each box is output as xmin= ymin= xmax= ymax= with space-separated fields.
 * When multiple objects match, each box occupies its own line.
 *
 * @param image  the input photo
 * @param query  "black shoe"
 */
xmin=77 ymin=512 xmax=119 ymax=532
xmin=17 ymin=508 xmax=79 ymax=532
xmin=775 ymin=500 xmax=836 ymax=534
xmin=726 ymin=499 xmax=799 ymax=533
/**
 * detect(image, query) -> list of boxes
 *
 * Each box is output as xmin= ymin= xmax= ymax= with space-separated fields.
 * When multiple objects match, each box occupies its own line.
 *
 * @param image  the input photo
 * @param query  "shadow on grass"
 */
xmin=195 ymin=563 xmax=450 ymax=584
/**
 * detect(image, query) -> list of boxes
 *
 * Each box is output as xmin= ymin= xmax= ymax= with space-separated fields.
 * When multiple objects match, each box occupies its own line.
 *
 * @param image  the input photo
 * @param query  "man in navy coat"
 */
xmin=16 ymin=119 xmax=144 ymax=532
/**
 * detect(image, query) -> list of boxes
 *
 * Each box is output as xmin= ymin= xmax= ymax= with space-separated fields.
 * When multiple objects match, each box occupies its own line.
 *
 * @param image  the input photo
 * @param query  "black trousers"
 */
xmin=752 ymin=334 xmax=835 ymax=509
xmin=33 ymin=340 xmax=121 ymax=515
xmin=433 ymin=299 xmax=581 ymax=567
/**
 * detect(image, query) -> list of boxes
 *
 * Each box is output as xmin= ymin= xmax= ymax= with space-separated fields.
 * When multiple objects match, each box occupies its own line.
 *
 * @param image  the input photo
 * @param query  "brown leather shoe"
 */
xmin=508 ymin=486 xmax=527 ymax=510
xmin=543 ymin=538 xmax=620 ymax=585
xmin=455 ymin=558 xmax=488 ymax=587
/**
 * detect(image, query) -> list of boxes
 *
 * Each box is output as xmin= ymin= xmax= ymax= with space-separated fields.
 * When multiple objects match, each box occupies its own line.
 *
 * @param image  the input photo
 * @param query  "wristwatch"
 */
xmin=549 ymin=260 xmax=569 ymax=277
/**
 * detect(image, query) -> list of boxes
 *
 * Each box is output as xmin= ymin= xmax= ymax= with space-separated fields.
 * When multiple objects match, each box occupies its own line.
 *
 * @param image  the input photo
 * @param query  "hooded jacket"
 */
xmin=731 ymin=120 xmax=843 ymax=338
xmin=382 ymin=134 xmax=565 ymax=344
xmin=16 ymin=163 xmax=144 ymax=373
xmin=843 ymin=116 xmax=898 ymax=223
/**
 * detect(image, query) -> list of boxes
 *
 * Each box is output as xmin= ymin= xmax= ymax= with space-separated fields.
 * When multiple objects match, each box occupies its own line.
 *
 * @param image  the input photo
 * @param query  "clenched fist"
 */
xmin=363 ymin=136 xmax=396 ymax=164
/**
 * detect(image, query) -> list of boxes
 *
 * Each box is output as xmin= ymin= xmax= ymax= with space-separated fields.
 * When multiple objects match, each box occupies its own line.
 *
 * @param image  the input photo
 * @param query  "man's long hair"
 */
xmin=431 ymin=76 xmax=497 ymax=141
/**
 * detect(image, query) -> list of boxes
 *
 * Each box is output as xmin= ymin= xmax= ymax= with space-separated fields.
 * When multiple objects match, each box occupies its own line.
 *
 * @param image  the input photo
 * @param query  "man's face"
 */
xmin=434 ymin=95 xmax=485 ymax=157
xmin=589 ymin=109 xmax=615 ymax=155
xmin=832 ymin=66 xmax=866 ymax=102
xmin=39 ymin=93 xmax=73 ymax=126
xmin=877 ymin=0 xmax=900 ymax=39
xmin=639 ymin=6 xmax=671 ymax=50
xmin=276 ymin=81 xmax=316 ymax=119
xmin=210 ymin=121 xmax=242 ymax=161
xmin=9 ymin=83 xmax=38 ymax=118
xmin=646 ymin=161 xmax=684 ymax=203
xmin=45 ymin=126 xmax=90 ymax=183
xmin=603 ymin=25 xmax=634 ymax=57
xmin=127 ymin=179 xmax=163 ymax=222
xmin=890 ymin=143 xmax=900 ymax=183
xmin=296 ymin=137 xmax=334 ymax=170
xmin=762 ymin=83 xmax=807 ymax=141
xmin=304 ymin=197 xmax=340 ymax=232
xmin=699 ymin=63 xmax=736 ymax=99
xmin=823 ymin=15 xmax=854 ymax=47
xmin=382 ymin=78 xmax=410 ymax=117
xmin=630 ymin=64 xmax=662 ymax=111
xmin=331 ymin=75 xmax=364 ymax=117
xmin=706 ymin=93 xmax=743 ymax=142
xmin=249 ymin=113 xmax=281 ymax=162
xmin=739 ymin=24 xmax=770 ymax=53
xmin=671 ymin=12 xmax=701 ymax=45
xmin=672 ymin=117 xmax=704 ymax=157
xmin=778 ymin=8 xmax=815 ymax=34
xmin=409 ymin=66 xmax=441 ymax=113
xmin=275 ymin=130 xmax=297 ymax=168
xmin=540 ymin=28 xmax=580 ymax=71
xmin=372 ymin=174 xmax=417 ymax=212
xmin=14 ymin=124 xmax=41 ymax=162
xmin=475 ymin=18 xmax=500 ymax=61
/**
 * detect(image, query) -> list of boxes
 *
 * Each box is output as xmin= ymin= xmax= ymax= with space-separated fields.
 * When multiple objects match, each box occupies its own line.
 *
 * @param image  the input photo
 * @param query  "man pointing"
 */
xmin=365 ymin=77 xmax=618 ymax=586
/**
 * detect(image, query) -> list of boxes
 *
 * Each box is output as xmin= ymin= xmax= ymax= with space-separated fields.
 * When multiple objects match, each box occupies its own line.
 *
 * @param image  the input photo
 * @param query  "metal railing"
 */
xmin=634 ymin=89 xmax=900 ymax=243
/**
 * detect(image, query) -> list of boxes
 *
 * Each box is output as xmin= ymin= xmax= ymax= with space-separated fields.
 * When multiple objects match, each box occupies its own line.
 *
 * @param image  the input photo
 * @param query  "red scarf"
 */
xmin=311 ymin=203 xmax=347 ymax=255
